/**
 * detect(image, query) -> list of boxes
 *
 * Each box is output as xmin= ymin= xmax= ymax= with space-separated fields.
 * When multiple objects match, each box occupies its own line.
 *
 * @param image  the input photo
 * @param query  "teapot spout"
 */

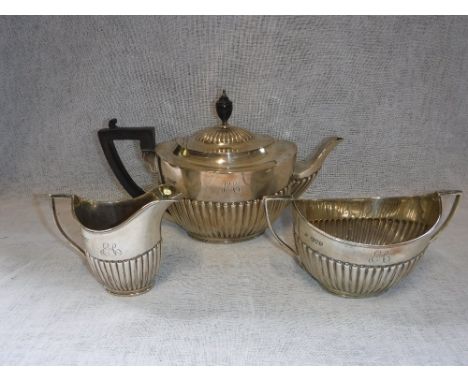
xmin=293 ymin=136 xmax=342 ymax=180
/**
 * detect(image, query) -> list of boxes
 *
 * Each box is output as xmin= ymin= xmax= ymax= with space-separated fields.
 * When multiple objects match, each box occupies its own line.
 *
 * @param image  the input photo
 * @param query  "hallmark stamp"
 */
xmin=303 ymin=231 xmax=323 ymax=247
xmin=368 ymin=250 xmax=391 ymax=264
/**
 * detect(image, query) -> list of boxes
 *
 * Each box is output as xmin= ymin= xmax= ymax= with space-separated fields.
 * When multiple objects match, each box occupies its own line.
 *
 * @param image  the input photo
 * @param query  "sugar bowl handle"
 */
xmin=430 ymin=190 xmax=463 ymax=241
xmin=263 ymin=196 xmax=298 ymax=259
xmin=98 ymin=119 xmax=156 ymax=198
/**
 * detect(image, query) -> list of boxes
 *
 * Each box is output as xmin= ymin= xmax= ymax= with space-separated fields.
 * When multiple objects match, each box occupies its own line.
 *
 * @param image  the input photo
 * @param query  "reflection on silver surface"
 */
xmin=50 ymin=185 xmax=181 ymax=296
xmin=98 ymin=92 xmax=342 ymax=242
xmin=265 ymin=190 xmax=462 ymax=297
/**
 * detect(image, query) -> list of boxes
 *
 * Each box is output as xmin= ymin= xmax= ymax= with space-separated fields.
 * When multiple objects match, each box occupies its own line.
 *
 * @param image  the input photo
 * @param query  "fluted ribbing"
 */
xmin=87 ymin=243 xmax=161 ymax=295
xmin=297 ymin=238 xmax=423 ymax=297
xmin=167 ymin=173 xmax=317 ymax=243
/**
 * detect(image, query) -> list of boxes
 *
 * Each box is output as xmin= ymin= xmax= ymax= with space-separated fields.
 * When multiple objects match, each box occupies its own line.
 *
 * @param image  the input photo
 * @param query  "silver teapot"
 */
xmin=98 ymin=91 xmax=342 ymax=243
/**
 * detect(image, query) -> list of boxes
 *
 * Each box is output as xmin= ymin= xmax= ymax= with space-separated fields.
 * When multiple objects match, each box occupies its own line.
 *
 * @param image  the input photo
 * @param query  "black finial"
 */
xmin=108 ymin=118 xmax=118 ymax=129
xmin=216 ymin=90 xmax=233 ymax=125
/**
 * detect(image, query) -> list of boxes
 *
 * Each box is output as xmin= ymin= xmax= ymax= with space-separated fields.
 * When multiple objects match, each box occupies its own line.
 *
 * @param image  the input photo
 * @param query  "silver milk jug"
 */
xmin=50 ymin=185 xmax=181 ymax=296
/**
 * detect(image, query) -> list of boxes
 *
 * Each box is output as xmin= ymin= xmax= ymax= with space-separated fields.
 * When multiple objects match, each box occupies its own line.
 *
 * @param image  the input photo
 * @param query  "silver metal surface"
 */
xmin=265 ymin=190 xmax=462 ymax=297
xmin=154 ymin=135 xmax=342 ymax=203
xmin=165 ymin=170 xmax=321 ymax=244
xmin=167 ymin=181 xmax=297 ymax=243
xmin=50 ymin=185 xmax=181 ymax=296
xmin=139 ymin=95 xmax=342 ymax=242
xmin=100 ymin=92 xmax=342 ymax=243
xmin=158 ymin=137 xmax=340 ymax=243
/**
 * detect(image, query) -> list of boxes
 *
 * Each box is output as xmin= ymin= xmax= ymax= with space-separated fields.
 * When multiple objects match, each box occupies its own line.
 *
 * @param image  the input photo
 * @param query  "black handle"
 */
xmin=98 ymin=119 xmax=156 ymax=198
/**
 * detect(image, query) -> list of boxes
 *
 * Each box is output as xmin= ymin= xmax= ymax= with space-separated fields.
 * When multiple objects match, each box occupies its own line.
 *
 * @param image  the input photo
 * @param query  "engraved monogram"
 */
xmin=100 ymin=242 xmax=123 ymax=257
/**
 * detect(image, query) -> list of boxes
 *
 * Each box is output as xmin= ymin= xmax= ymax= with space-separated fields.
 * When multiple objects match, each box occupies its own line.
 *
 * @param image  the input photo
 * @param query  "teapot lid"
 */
xmin=156 ymin=91 xmax=296 ymax=171
xmin=176 ymin=91 xmax=275 ymax=156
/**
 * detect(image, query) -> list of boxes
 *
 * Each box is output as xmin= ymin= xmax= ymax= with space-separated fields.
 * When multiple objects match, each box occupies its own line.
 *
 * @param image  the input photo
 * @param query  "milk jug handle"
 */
xmin=50 ymin=194 xmax=86 ymax=258
xmin=264 ymin=196 xmax=298 ymax=259
xmin=430 ymin=190 xmax=462 ymax=242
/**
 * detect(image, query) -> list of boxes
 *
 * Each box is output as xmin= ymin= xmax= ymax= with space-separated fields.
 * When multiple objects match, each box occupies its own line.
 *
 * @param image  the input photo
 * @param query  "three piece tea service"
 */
xmin=50 ymin=91 xmax=462 ymax=298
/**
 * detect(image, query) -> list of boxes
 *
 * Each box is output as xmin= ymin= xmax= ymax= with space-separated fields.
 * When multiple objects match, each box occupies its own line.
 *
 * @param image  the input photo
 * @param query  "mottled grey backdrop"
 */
xmin=1 ymin=16 xmax=467 ymax=199
xmin=1 ymin=16 xmax=468 ymax=366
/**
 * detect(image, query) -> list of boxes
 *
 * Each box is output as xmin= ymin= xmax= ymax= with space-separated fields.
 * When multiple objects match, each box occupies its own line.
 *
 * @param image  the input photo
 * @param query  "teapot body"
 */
xmin=97 ymin=91 xmax=342 ymax=242
xmin=155 ymin=138 xmax=296 ymax=202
